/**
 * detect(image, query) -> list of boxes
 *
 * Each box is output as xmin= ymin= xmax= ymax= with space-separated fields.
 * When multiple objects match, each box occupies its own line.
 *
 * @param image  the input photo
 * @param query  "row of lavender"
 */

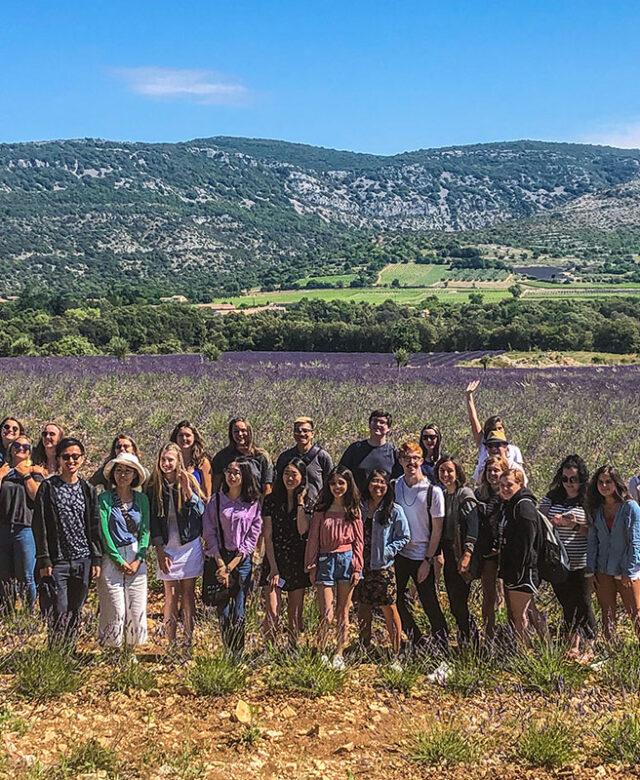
xmin=0 ymin=352 xmax=639 ymax=498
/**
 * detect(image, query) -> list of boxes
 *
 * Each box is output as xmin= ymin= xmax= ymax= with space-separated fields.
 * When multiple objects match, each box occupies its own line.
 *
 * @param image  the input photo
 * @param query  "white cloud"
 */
xmin=580 ymin=120 xmax=640 ymax=149
xmin=110 ymin=66 xmax=249 ymax=106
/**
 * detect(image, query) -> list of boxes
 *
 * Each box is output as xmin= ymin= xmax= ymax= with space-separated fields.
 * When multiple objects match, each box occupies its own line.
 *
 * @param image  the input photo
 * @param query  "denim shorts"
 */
xmin=315 ymin=550 xmax=353 ymax=585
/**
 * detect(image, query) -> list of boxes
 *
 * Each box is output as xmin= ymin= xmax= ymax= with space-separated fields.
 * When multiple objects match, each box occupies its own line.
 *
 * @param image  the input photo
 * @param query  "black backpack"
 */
xmin=517 ymin=498 xmax=570 ymax=584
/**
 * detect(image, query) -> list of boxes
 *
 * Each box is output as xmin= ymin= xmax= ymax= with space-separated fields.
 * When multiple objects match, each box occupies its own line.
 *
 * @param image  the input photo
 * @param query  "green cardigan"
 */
xmin=98 ymin=490 xmax=150 ymax=567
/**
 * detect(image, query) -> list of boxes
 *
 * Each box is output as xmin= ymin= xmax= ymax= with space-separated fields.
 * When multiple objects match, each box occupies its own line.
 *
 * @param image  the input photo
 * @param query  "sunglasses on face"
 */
xmin=60 ymin=453 xmax=82 ymax=462
xmin=422 ymin=434 xmax=438 ymax=441
xmin=3 ymin=425 xmax=19 ymax=433
xmin=561 ymin=475 xmax=579 ymax=484
xmin=294 ymin=428 xmax=312 ymax=435
xmin=11 ymin=443 xmax=31 ymax=452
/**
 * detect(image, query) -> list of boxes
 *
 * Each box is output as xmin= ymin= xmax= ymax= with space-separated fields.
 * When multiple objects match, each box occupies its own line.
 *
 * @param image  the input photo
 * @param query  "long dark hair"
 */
xmin=434 ymin=455 xmax=467 ymax=488
xmin=32 ymin=422 xmax=65 ymax=467
xmin=271 ymin=457 xmax=307 ymax=509
xmin=419 ymin=422 xmax=442 ymax=464
xmin=362 ymin=469 xmax=395 ymax=526
xmin=547 ymin=454 xmax=589 ymax=506
xmin=108 ymin=434 xmax=140 ymax=461
xmin=314 ymin=465 xmax=360 ymax=522
xmin=170 ymin=419 xmax=207 ymax=468
xmin=0 ymin=417 xmax=25 ymax=455
xmin=227 ymin=417 xmax=270 ymax=461
xmin=587 ymin=465 xmax=629 ymax=512
xmin=221 ymin=457 xmax=261 ymax=504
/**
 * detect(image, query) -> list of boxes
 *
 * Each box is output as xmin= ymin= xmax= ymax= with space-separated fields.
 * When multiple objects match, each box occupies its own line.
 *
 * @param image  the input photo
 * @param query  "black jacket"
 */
xmin=32 ymin=477 xmax=102 ymax=568
xmin=498 ymin=487 xmax=540 ymax=587
xmin=147 ymin=480 xmax=204 ymax=546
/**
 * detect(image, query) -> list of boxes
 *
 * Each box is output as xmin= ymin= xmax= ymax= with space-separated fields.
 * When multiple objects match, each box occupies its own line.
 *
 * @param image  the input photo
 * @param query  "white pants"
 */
xmin=98 ymin=543 xmax=148 ymax=647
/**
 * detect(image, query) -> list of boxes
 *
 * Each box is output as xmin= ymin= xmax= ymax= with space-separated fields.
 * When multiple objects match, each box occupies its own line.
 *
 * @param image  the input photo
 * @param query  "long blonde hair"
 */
xmin=149 ymin=442 xmax=203 ymax=515
xmin=8 ymin=435 xmax=33 ymax=468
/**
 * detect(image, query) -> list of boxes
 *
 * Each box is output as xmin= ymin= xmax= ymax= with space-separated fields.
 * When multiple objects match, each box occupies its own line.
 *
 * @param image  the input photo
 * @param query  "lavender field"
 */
xmin=1 ymin=351 xmax=639 ymax=494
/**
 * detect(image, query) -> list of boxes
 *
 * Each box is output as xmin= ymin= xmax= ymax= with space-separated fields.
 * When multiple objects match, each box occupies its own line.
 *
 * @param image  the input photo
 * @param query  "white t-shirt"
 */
xmin=472 ymin=443 xmax=525 ymax=482
xmin=394 ymin=475 xmax=445 ymax=560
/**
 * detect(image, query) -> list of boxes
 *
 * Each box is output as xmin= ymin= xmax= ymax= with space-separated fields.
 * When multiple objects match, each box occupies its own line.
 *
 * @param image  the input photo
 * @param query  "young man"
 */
xmin=393 ymin=441 xmax=448 ymax=649
xmin=274 ymin=417 xmax=333 ymax=504
xmin=339 ymin=410 xmax=402 ymax=494
xmin=32 ymin=437 xmax=101 ymax=645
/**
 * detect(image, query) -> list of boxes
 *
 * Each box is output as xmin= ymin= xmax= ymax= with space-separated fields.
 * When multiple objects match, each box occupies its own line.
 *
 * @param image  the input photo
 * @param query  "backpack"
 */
xmin=517 ymin=498 xmax=570 ymax=584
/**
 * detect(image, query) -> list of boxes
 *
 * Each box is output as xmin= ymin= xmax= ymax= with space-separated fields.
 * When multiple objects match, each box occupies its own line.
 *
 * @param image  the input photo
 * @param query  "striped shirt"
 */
xmin=538 ymin=496 xmax=588 ymax=571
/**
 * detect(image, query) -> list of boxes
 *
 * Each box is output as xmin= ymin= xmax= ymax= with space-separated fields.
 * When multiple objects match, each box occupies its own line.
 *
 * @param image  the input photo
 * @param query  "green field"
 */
xmin=377 ymin=262 xmax=451 ymax=286
xmin=294 ymin=272 xmax=357 ymax=287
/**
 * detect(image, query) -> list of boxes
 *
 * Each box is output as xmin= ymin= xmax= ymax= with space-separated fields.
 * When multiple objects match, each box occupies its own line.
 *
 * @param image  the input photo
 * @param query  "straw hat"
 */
xmin=103 ymin=452 xmax=149 ymax=485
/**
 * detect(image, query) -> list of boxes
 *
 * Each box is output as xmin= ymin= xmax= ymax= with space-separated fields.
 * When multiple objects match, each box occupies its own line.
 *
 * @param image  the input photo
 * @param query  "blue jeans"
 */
xmin=0 ymin=524 xmax=36 ymax=609
xmin=216 ymin=554 xmax=252 ymax=654
xmin=39 ymin=558 xmax=91 ymax=646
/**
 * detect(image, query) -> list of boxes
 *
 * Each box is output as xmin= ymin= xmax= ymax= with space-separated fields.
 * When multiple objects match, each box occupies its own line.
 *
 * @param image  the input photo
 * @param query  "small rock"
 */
xmin=218 ymin=710 xmax=231 ymax=719
xmin=281 ymin=705 xmax=296 ymax=718
xmin=232 ymin=699 xmax=253 ymax=724
xmin=334 ymin=742 xmax=355 ymax=754
xmin=175 ymin=684 xmax=194 ymax=696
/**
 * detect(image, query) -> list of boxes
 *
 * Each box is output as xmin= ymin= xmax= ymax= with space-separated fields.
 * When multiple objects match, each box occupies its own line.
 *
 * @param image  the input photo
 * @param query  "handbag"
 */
xmin=202 ymin=493 xmax=239 ymax=607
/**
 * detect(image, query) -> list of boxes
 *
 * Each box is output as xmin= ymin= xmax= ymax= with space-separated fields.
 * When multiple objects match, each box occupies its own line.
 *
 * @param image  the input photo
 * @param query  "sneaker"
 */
xmin=331 ymin=655 xmax=346 ymax=670
xmin=389 ymin=660 xmax=403 ymax=673
xmin=320 ymin=654 xmax=330 ymax=666
xmin=426 ymin=661 xmax=451 ymax=685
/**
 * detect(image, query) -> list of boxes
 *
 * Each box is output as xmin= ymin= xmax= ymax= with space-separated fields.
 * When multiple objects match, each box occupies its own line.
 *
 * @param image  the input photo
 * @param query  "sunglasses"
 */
xmin=294 ymin=428 xmax=313 ymax=435
xmin=60 ymin=453 xmax=83 ymax=462
xmin=11 ymin=443 xmax=31 ymax=452
xmin=3 ymin=424 xmax=19 ymax=433
xmin=561 ymin=475 xmax=579 ymax=484
xmin=422 ymin=434 xmax=438 ymax=441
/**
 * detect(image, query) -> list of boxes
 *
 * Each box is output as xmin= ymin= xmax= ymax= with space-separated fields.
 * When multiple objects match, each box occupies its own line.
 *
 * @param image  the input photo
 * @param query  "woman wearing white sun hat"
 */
xmin=97 ymin=452 xmax=150 ymax=648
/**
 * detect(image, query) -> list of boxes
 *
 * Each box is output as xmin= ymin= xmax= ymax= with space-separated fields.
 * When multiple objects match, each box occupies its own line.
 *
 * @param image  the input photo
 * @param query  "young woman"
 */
xmin=419 ymin=423 xmax=442 ymax=482
xmin=89 ymin=435 xmax=142 ymax=490
xmin=356 ymin=470 xmax=409 ymax=654
xmin=259 ymin=457 xmax=311 ymax=643
xmin=539 ymin=455 xmax=595 ymax=659
xmin=435 ymin=456 xmax=480 ymax=644
xmin=587 ymin=465 xmax=640 ymax=641
xmin=97 ymin=452 xmax=150 ymax=648
xmin=32 ymin=423 xmax=65 ymax=477
xmin=304 ymin=466 xmax=363 ymax=668
xmin=498 ymin=468 xmax=543 ymax=643
xmin=32 ymin=437 xmax=102 ymax=645
xmin=170 ymin=420 xmax=212 ymax=501
xmin=0 ymin=435 xmax=46 ymax=609
xmin=465 ymin=381 xmax=524 ymax=481
xmin=211 ymin=417 xmax=273 ymax=497
xmin=474 ymin=455 xmax=508 ymax=638
xmin=0 ymin=417 xmax=25 ymax=466
xmin=203 ymin=458 xmax=262 ymax=654
xmin=147 ymin=443 xmax=205 ymax=646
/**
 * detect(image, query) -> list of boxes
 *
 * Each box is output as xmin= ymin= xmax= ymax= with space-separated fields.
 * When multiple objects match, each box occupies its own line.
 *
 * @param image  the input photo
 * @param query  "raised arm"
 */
xmin=465 ymin=380 xmax=482 ymax=447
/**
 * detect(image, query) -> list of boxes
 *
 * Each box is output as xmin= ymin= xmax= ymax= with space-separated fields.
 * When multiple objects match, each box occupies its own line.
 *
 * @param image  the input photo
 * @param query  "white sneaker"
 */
xmin=426 ymin=661 xmax=451 ymax=685
xmin=389 ymin=660 xmax=403 ymax=673
xmin=331 ymin=655 xmax=346 ymax=670
xmin=320 ymin=654 xmax=330 ymax=666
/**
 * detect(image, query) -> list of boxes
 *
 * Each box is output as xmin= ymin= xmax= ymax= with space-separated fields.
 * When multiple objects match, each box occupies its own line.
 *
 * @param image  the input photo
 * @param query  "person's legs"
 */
xmin=505 ymin=589 xmax=533 ymax=644
xmin=357 ymin=602 xmax=373 ymax=647
xmin=286 ymin=588 xmax=305 ymax=640
xmin=381 ymin=605 xmax=403 ymax=653
xmin=442 ymin=546 xmax=476 ymax=644
xmin=180 ymin=577 xmax=197 ymax=644
xmin=227 ymin=557 xmax=252 ymax=654
xmin=124 ymin=560 xmax=148 ymax=647
xmin=335 ymin=580 xmax=355 ymax=656
xmin=594 ymin=574 xmax=618 ymax=640
xmin=315 ymin=584 xmax=334 ymax=650
xmin=416 ymin=566 xmax=449 ymax=649
xmin=616 ymin=578 xmax=640 ymax=641
xmin=98 ymin=557 xmax=125 ymax=647
xmin=262 ymin=583 xmax=281 ymax=641
xmin=394 ymin=555 xmax=422 ymax=646
xmin=163 ymin=581 xmax=180 ymax=643
xmin=64 ymin=558 xmax=90 ymax=644
xmin=11 ymin=526 xmax=36 ymax=608
xmin=48 ymin=560 xmax=71 ymax=644
xmin=480 ymin=559 xmax=498 ymax=639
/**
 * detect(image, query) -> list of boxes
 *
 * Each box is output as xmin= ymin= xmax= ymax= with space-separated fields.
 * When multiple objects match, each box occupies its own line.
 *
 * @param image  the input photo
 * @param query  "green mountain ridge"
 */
xmin=1 ymin=136 xmax=639 ymax=297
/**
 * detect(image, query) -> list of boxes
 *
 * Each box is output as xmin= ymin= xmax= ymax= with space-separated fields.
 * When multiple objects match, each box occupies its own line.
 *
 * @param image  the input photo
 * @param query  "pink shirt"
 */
xmin=304 ymin=508 xmax=364 ymax=574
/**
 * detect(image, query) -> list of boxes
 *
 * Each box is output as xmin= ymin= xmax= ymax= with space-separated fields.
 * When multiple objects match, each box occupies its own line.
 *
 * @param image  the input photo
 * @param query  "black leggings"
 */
xmin=442 ymin=543 xmax=478 ymax=644
xmin=394 ymin=554 xmax=448 ymax=649
xmin=551 ymin=568 xmax=596 ymax=640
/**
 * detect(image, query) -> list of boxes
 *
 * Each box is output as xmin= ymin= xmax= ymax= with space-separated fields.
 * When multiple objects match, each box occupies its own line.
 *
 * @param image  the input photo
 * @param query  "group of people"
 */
xmin=0 ymin=381 xmax=639 ymax=665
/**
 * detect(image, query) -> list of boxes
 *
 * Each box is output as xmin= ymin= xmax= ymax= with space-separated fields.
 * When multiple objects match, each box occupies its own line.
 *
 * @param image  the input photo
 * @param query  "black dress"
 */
xmin=259 ymin=495 xmax=310 ymax=591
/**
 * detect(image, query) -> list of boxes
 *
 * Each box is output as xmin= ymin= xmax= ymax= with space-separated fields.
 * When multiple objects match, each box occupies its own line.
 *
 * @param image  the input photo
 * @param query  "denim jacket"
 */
xmin=361 ymin=501 xmax=410 ymax=570
xmin=147 ymin=482 xmax=205 ymax=547
xmin=587 ymin=500 xmax=640 ymax=578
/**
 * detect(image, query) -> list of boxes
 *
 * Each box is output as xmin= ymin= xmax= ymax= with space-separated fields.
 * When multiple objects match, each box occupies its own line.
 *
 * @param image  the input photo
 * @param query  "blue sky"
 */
xmin=2 ymin=0 xmax=639 ymax=154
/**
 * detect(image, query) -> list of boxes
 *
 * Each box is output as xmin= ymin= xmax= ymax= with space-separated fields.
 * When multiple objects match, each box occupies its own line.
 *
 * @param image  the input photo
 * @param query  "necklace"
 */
xmin=398 ymin=478 xmax=421 ymax=508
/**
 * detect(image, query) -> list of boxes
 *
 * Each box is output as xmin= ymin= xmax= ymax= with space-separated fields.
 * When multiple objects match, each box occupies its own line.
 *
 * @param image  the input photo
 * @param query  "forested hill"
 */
xmin=1 ymin=136 xmax=640 ymax=297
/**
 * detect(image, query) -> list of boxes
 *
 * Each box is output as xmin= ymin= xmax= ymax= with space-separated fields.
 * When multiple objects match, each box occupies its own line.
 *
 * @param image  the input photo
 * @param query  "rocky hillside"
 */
xmin=0 ymin=137 xmax=639 ymax=294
